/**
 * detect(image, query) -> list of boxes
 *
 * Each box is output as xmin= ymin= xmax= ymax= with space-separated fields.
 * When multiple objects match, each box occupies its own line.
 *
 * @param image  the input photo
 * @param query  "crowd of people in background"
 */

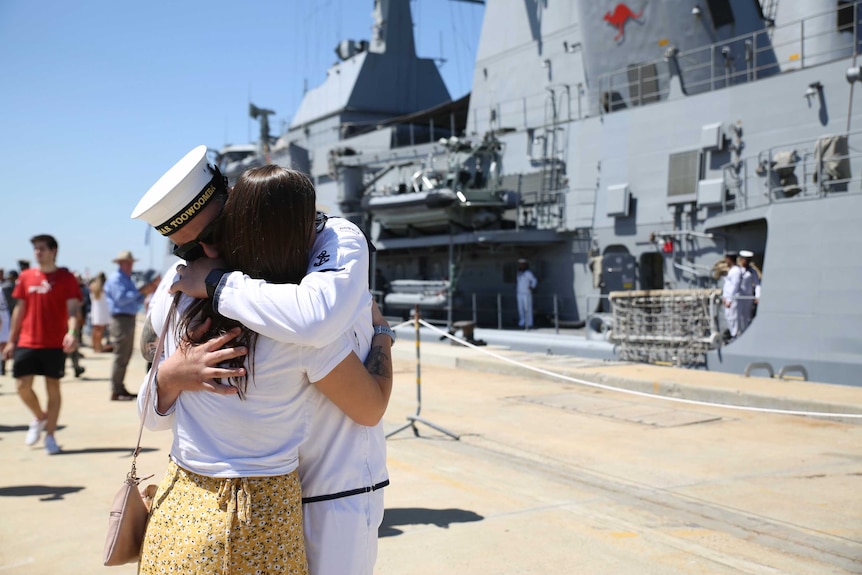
xmin=0 ymin=241 xmax=160 ymax=456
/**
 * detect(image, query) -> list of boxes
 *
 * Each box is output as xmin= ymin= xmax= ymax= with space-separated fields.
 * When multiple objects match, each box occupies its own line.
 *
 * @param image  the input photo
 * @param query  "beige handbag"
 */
xmin=102 ymin=472 xmax=155 ymax=565
xmin=103 ymin=327 xmax=165 ymax=566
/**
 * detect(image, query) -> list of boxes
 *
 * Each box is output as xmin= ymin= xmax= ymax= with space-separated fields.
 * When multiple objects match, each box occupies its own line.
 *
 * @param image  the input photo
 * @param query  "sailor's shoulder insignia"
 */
xmin=326 ymin=217 xmax=363 ymax=236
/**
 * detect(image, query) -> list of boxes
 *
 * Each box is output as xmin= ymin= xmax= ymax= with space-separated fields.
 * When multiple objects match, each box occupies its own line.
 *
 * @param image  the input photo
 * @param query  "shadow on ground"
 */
xmin=0 ymin=485 xmax=84 ymax=501
xmin=379 ymin=507 xmax=484 ymax=537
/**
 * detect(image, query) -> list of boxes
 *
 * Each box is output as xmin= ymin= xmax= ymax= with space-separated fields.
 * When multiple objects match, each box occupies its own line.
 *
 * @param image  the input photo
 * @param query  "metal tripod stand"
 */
xmin=386 ymin=306 xmax=460 ymax=440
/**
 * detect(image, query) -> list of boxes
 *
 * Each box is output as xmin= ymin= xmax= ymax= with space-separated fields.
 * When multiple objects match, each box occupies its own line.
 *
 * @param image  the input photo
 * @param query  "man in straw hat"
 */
xmin=131 ymin=145 xmax=390 ymax=575
xmin=103 ymin=249 xmax=160 ymax=401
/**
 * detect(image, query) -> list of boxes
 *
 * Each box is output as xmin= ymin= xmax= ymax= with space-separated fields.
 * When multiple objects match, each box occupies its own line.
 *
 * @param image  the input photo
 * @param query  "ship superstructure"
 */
xmin=218 ymin=0 xmax=862 ymax=386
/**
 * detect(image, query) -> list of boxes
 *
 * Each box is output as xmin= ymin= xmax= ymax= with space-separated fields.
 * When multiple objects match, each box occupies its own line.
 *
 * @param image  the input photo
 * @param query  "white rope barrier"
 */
xmin=396 ymin=319 xmax=862 ymax=420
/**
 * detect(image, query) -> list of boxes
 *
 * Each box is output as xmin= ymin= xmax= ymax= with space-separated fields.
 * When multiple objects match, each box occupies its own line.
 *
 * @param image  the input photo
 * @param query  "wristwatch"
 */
xmin=205 ymin=268 xmax=227 ymax=300
xmin=373 ymin=324 xmax=396 ymax=344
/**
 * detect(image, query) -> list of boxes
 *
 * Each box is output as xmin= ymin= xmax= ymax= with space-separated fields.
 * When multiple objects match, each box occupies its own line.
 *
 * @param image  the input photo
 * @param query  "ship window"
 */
xmin=706 ymin=0 xmax=734 ymax=28
xmin=627 ymin=63 xmax=660 ymax=106
xmin=837 ymin=1 xmax=855 ymax=33
xmin=667 ymin=150 xmax=702 ymax=203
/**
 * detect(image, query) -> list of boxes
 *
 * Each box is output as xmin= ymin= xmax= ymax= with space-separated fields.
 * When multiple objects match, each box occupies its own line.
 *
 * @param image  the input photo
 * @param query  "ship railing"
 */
xmin=671 ymin=260 xmax=715 ymax=279
xmin=721 ymin=129 xmax=862 ymax=213
xmin=595 ymin=2 xmax=860 ymax=116
xmin=403 ymin=291 xmax=581 ymax=333
xmin=473 ymin=5 xmax=860 ymax=129
xmin=670 ymin=31 xmax=780 ymax=95
xmin=404 ymin=287 xmax=749 ymax=361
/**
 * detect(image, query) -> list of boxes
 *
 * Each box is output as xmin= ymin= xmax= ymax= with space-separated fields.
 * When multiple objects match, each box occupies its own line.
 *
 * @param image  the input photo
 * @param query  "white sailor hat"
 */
xmin=738 ymin=250 xmax=754 ymax=258
xmin=131 ymin=145 xmax=224 ymax=237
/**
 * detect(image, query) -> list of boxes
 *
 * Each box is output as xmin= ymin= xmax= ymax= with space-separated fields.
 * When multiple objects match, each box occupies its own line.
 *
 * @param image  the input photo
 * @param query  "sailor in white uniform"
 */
xmin=131 ymin=146 xmax=390 ymax=575
xmin=721 ymin=252 xmax=741 ymax=338
xmin=516 ymin=258 xmax=538 ymax=329
xmin=735 ymin=250 xmax=761 ymax=336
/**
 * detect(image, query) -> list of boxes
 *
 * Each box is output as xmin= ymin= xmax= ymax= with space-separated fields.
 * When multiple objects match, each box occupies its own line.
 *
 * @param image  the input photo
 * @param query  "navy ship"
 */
xmin=216 ymin=0 xmax=862 ymax=387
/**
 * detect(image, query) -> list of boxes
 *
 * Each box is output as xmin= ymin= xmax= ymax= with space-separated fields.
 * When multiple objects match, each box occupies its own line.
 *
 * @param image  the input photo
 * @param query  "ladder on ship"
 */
xmin=759 ymin=0 xmax=778 ymax=26
xmin=542 ymin=85 xmax=570 ymax=194
xmin=523 ymin=85 xmax=570 ymax=229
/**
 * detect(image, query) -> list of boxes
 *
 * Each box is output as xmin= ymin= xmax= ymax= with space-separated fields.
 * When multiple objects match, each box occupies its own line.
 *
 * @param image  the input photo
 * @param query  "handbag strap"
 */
xmin=129 ymin=302 xmax=174 ymax=481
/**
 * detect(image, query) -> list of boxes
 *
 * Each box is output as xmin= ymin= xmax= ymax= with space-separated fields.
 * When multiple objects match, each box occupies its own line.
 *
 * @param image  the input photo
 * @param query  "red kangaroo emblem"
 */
xmin=604 ymin=3 xmax=644 ymax=41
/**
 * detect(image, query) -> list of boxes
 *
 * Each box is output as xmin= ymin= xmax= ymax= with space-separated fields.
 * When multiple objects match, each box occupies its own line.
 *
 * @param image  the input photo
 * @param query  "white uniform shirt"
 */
xmin=738 ymin=266 xmax=760 ymax=301
xmin=722 ymin=265 xmax=741 ymax=302
xmin=140 ymin=263 xmax=354 ymax=478
xmin=516 ymin=269 xmax=537 ymax=294
xmin=216 ymin=216 xmax=373 ymax=346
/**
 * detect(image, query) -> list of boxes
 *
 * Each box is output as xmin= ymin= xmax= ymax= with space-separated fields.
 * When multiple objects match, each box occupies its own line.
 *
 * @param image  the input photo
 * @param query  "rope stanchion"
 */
xmin=415 ymin=319 xmax=862 ymax=420
xmin=386 ymin=305 xmax=460 ymax=440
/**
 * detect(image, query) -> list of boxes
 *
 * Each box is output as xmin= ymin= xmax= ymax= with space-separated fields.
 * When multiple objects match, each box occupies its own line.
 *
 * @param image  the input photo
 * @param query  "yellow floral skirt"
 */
xmin=139 ymin=459 xmax=307 ymax=575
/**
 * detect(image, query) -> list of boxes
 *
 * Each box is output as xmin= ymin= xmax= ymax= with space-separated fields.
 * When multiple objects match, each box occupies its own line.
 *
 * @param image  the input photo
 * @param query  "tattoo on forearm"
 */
xmin=140 ymin=317 xmax=158 ymax=362
xmin=364 ymin=344 xmax=391 ymax=378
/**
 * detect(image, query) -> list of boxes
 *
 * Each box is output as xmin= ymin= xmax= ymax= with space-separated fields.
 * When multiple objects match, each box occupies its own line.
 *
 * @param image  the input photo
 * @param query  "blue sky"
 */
xmin=0 ymin=0 xmax=484 ymax=278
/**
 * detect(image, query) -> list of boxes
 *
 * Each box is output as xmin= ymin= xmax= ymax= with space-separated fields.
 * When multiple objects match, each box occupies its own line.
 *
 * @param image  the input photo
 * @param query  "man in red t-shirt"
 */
xmin=1 ymin=234 xmax=82 ymax=455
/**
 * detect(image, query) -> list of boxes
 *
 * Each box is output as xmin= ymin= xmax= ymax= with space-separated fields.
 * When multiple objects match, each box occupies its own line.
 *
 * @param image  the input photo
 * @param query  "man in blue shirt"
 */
xmin=104 ymin=251 xmax=159 ymax=400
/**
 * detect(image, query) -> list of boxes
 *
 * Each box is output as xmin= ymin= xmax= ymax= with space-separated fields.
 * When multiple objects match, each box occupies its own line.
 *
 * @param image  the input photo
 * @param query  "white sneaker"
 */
xmin=44 ymin=435 xmax=60 ymax=455
xmin=25 ymin=419 xmax=46 ymax=446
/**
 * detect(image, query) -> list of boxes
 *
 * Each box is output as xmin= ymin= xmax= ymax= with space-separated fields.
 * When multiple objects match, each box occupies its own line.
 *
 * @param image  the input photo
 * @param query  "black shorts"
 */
xmin=12 ymin=347 xmax=66 ymax=379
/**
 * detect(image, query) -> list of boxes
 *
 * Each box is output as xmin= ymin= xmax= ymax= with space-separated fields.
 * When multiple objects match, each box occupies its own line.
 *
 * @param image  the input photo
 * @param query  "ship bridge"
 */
xmin=284 ymin=0 xmax=450 ymax=151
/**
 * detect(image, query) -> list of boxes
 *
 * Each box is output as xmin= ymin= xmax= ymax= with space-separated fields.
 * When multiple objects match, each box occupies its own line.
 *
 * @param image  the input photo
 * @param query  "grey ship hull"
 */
xmin=706 ymin=190 xmax=862 ymax=384
xmin=219 ymin=0 xmax=862 ymax=387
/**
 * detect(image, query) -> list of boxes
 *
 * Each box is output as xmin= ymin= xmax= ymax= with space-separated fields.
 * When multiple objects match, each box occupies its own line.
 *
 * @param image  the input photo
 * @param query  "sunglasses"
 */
xmin=172 ymin=217 xmax=220 ymax=261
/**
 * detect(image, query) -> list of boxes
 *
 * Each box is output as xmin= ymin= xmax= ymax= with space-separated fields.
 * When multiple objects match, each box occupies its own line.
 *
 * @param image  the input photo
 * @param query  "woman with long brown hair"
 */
xmin=138 ymin=166 xmax=392 ymax=575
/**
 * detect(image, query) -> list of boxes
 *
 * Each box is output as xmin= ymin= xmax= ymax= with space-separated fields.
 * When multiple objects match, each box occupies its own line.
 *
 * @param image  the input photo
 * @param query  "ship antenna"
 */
xmin=847 ymin=51 xmax=858 ymax=134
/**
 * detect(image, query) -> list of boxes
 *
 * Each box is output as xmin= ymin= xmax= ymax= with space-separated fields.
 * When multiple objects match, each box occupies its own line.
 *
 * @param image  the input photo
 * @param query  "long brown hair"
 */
xmin=176 ymin=166 xmax=317 ymax=397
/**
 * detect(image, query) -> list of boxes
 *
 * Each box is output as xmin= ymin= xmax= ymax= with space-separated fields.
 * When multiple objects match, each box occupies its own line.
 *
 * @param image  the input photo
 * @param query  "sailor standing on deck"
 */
xmin=516 ymin=258 xmax=538 ymax=329
xmin=722 ymin=252 xmax=741 ymax=339
xmin=735 ymin=250 xmax=761 ymax=335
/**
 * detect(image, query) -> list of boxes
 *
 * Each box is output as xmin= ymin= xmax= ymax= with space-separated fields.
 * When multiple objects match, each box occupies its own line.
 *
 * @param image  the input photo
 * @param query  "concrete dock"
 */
xmin=1 ymin=321 xmax=861 ymax=574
